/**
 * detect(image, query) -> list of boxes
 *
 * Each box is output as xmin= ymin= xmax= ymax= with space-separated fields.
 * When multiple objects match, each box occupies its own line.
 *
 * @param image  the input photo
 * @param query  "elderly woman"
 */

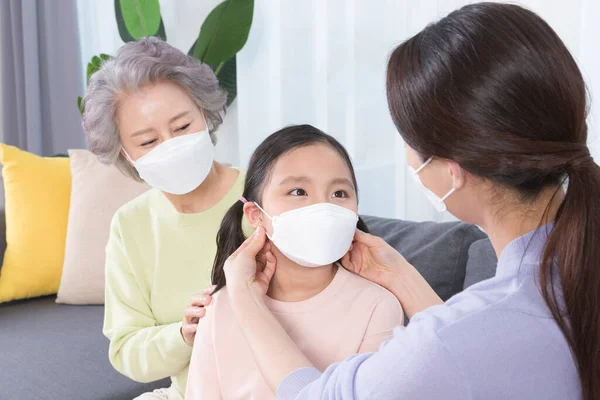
xmin=82 ymin=37 xmax=244 ymax=400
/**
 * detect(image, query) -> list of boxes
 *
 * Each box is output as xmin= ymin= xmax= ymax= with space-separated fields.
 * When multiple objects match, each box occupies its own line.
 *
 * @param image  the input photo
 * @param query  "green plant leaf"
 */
xmin=77 ymin=96 xmax=84 ymax=115
xmin=192 ymin=0 xmax=254 ymax=65
xmin=188 ymin=37 xmax=199 ymax=57
xmin=212 ymin=56 xmax=237 ymax=107
xmin=118 ymin=0 xmax=161 ymax=40
xmin=115 ymin=0 xmax=166 ymax=42
xmin=156 ymin=17 xmax=167 ymax=41
xmin=86 ymin=54 xmax=112 ymax=86
xmin=115 ymin=0 xmax=135 ymax=42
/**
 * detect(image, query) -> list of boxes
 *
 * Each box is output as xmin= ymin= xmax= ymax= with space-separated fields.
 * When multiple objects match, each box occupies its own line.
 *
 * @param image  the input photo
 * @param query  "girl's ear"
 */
xmin=243 ymin=202 xmax=263 ymax=228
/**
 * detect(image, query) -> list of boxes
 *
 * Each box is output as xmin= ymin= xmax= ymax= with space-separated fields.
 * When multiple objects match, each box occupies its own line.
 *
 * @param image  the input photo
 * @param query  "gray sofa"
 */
xmin=0 ymin=212 xmax=497 ymax=400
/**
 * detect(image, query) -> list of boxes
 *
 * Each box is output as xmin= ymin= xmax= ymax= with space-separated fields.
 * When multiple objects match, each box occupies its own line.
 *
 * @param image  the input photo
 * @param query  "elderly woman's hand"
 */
xmin=181 ymin=286 xmax=215 ymax=347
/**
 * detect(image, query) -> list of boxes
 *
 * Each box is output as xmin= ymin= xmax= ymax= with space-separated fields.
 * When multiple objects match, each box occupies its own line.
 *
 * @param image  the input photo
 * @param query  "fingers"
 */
xmin=262 ymin=240 xmax=272 ymax=253
xmin=354 ymin=229 xmax=384 ymax=247
xmin=189 ymin=293 xmax=212 ymax=307
xmin=257 ymin=251 xmax=277 ymax=286
xmin=181 ymin=323 xmax=197 ymax=342
xmin=340 ymin=251 xmax=357 ymax=274
xmin=230 ymin=233 xmax=255 ymax=258
xmin=184 ymin=306 xmax=206 ymax=321
xmin=200 ymin=285 xmax=216 ymax=296
xmin=257 ymin=249 xmax=268 ymax=266
xmin=341 ymin=252 xmax=350 ymax=268
xmin=264 ymin=251 xmax=276 ymax=278
xmin=241 ymin=226 xmax=268 ymax=258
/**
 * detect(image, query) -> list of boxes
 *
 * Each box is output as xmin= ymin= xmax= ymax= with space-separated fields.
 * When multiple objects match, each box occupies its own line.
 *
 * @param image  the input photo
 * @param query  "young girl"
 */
xmin=185 ymin=125 xmax=403 ymax=399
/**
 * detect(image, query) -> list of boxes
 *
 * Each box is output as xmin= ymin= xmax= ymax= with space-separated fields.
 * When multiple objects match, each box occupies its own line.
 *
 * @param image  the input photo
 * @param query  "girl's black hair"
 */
xmin=211 ymin=124 xmax=369 ymax=294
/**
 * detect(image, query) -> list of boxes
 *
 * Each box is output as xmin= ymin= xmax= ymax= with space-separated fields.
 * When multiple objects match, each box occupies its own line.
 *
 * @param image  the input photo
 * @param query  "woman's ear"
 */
xmin=243 ymin=202 xmax=263 ymax=228
xmin=447 ymin=161 xmax=466 ymax=190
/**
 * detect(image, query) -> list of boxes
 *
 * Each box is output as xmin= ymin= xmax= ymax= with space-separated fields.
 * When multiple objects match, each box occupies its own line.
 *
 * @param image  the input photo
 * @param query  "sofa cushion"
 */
xmin=363 ymin=216 xmax=488 ymax=301
xmin=57 ymin=149 xmax=149 ymax=305
xmin=0 ymin=144 xmax=71 ymax=303
xmin=464 ymin=238 xmax=498 ymax=289
xmin=0 ymin=297 xmax=170 ymax=399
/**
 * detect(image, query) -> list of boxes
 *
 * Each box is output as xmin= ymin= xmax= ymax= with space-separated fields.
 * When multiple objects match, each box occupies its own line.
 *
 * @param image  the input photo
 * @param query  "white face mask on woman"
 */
xmin=408 ymin=156 xmax=456 ymax=213
xmin=123 ymin=117 xmax=214 ymax=195
xmin=253 ymin=202 xmax=359 ymax=268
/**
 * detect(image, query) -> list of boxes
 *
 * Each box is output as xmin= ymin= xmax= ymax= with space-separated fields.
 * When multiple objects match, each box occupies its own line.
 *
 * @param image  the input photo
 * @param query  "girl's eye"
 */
xmin=289 ymin=188 xmax=307 ymax=196
xmin=176 ymin=123 xmax=191 ymax=132
xmin=141 ymin=139 xmax=157 ymax=147
xmin=333 ymin=190 xmax=348 ymax=198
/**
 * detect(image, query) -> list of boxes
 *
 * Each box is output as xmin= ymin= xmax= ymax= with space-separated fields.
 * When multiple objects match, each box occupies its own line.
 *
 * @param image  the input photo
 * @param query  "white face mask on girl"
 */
xmin=252 ymin=202 xmax=359 ymax=268
xmin=408 ymin=157 xmax=456 ymax=213
xmin=122 ymin=115 xmax=214 ymax=195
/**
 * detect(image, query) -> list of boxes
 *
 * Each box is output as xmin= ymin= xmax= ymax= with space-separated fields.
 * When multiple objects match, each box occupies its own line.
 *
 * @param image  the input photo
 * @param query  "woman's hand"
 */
xmin=223 ymin=227 xmax=312 ymax=392
xmin=341 ymin=229 xmax=409 ymax=290
xmin=224 ymin=227 xmax=277 ymax=299
xmin=181 ymin=286 xmax=215 ymax=347
xmin=342 ymin=229 xmax=443 ymax=318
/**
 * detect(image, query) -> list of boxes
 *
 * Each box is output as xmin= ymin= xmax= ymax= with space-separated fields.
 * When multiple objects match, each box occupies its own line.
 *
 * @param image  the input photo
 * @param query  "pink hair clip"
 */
xmin=239 ymin=196 xmax=249 ymax=204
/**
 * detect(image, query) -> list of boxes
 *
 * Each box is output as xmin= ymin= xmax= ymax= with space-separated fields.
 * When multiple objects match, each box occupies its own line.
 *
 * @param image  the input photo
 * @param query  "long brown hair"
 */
xmin=386 ymin=3 xmax=599 ymax=398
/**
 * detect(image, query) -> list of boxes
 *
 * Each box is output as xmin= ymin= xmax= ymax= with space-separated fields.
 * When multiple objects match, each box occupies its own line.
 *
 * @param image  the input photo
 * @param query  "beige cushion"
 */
xmin=56 ymin=150 xmax=149 ymax=304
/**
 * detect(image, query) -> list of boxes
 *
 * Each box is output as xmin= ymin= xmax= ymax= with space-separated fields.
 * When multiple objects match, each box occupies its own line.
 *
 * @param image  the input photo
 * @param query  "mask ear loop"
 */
xmin=239 ymin=197 xmax=273 ymax=219
xmin=414 ymin=156 xmax=434 ymax=174
xmin=240 ymin=197 xmax=274 ymax=240
xmin=440 ymin=187 xmax=456 ymax=202
xmin=122 ymin=148 xmax=135 ymax=164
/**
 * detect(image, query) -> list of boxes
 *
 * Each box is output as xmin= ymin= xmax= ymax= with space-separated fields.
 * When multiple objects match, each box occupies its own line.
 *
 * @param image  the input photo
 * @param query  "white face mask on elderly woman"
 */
xmin=408 ymin=157 xmax=456 ymax=213
xmin=123 ymin=126 xmax=214 ymax=195
xmin=252 ymin=202 xmax=359 ymax=268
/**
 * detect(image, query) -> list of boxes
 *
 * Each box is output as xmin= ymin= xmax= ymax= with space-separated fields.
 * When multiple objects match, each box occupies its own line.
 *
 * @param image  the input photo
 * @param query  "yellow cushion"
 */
xmin=0 ymin=144 xmax=71 ymax=302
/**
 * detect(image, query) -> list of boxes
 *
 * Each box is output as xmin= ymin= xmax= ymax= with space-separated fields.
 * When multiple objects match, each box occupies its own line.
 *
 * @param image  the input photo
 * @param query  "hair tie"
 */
xmin=239 ymin=196 xmax=248 ymax=204
xmin=565 ymin=147 xmax=594 ymax=172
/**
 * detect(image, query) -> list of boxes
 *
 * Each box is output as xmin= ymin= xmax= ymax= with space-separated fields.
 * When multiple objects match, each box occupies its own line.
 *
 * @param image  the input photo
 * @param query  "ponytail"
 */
xmin=211 ymin=200 xmax=246 ymax=294
xmin=541 ymin=153 xmax=600 ymax=399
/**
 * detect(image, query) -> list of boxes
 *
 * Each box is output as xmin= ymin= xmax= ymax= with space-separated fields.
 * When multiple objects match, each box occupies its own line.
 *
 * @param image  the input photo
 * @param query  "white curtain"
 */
xmin=77 ymin=0 xmax=600 ymax=222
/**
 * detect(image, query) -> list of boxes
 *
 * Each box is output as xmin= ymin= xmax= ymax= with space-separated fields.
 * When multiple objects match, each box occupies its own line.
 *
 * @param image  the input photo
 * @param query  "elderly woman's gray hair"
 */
xmin=82 ymin=37 xmax=227 ymax=181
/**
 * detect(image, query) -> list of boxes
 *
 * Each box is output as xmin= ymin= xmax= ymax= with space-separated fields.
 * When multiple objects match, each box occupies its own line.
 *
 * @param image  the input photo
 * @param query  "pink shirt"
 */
xmin=185 ymin=266 xmax=403 ymax=399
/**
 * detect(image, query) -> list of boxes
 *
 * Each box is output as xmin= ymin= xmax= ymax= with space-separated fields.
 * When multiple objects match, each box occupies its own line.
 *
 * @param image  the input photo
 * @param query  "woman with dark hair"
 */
xmin=212 ymin=3 xmax=599 ymax=399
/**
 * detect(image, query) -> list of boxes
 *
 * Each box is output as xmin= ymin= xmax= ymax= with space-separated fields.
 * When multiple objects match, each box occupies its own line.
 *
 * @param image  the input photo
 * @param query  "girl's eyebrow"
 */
xmin=330 ymin=178 xmax=354 ymax=188
xmin=277 ymin=176 xmax=310 ymax=186
xmin=277 ymin=176 xmax=355 ymax=190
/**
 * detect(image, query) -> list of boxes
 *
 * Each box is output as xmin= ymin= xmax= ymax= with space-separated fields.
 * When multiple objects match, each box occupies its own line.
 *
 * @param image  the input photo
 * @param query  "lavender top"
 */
xmin=278 ymin=225 xmax=581 ymax=400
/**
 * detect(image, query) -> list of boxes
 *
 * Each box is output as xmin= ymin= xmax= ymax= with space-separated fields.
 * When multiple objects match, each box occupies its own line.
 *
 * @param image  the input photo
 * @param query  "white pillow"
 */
xmin=56 ymin=150 xmax=149 ymax=304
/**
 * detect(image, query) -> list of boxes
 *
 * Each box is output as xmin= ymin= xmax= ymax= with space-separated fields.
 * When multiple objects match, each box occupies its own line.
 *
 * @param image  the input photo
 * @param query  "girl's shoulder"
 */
xmin=341 ymin=267 xmax=402 ymax=310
